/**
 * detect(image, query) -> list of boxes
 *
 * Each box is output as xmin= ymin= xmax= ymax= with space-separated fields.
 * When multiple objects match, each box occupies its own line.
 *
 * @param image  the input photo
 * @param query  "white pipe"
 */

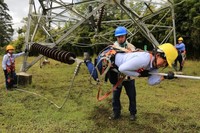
xmin=149 ymin=72 xmax=200 ymax=80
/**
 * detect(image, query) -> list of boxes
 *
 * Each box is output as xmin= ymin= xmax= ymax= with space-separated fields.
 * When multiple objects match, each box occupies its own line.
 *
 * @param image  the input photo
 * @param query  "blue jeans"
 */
xmin=112 ymin=80 xmax=137 ymax=115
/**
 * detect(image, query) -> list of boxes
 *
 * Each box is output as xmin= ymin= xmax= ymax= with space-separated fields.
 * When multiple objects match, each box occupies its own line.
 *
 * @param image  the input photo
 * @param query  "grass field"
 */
xmin=0 ymin=56 xmax=200 ymax=133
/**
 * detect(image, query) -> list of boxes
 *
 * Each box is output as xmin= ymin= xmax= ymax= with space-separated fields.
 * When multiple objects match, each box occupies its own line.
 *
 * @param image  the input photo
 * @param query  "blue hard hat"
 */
xmin=114 ymin=26 xmax=128 ymax=37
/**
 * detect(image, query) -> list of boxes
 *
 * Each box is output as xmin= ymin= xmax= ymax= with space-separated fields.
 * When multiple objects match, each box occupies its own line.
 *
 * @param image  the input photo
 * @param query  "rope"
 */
xmin=97 ymin=75 xmax=125 ymax=101
xmin=15 ymin=88 xmax=61 ymax=108
xmin=15 ymin=58 xmax=84 ymax=110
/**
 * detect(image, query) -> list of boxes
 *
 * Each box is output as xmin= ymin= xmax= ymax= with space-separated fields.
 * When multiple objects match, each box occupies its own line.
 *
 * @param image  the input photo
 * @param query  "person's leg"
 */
xmin=111 ymin=85 xmax=122 ymax=119
xmin=123 ymin=80 xmax=137 ymax=120
xmin=181 ymin=53 xmax=186 ymax=67
xmin=4 ymin=70 xmax=12 ymax=90
xmin=3 ymin=70 xmax=9 ymax=90
xmin=8 ymin=71 xmax=15 ymax=88
xmin=84 ymin=47 xmax=112 ymax=81
xmin=85 ymin=60 xmax=98 ymax=81
xmin=13 ymin=71 xmax=17 ymax=88
xmin=178 ymin=54 xmax=183 ymax=71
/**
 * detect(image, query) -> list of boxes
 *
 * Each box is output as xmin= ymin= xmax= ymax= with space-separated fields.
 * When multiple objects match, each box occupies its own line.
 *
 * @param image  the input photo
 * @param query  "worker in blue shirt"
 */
xmin=174 ymin=37 xmax=186 ymax=71
xmin=2 ymin=45 xmax=25 ymax=90
xmin=84 ymin=43 xmax=177 ymax=120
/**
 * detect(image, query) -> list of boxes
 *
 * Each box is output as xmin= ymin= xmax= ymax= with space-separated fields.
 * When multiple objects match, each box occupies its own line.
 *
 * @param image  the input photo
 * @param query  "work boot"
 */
xmin=83 ymin=52 xmax=91 ymax=63
xmin=13 ymin=84 xmax=18 ymax=88
xmin=109 ymin=113 xmax=121 ymax=120
xmin=130 ymin=114 xmax=136 ymax=121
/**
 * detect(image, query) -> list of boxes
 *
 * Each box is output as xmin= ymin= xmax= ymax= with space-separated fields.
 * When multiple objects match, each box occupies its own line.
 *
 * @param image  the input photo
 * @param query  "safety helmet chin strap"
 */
xmin=152 ymin=48 xmax=158 ymax=69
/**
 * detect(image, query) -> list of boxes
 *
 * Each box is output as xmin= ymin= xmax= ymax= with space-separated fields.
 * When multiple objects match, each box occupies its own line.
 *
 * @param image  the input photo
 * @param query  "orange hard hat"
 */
xmin=6 ymin=45 xmax=15 ymax=51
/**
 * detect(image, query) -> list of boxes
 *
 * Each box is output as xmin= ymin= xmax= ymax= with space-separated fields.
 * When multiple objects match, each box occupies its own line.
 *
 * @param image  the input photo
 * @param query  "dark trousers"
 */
xmin=174 ymin=52 xmax=183 ymax=71
xmin=112 ymin=80 xmax=137 ymax=115
xmin=85 ymin=55 xmax=137 ymax=115
xmin=3 ymin=70 xmax=17 ymax=89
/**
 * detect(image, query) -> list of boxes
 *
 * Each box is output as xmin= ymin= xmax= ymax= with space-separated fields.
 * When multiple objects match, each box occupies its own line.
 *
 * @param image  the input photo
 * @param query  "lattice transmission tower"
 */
xmin=21 ymin=0 xmax=177 ymax=72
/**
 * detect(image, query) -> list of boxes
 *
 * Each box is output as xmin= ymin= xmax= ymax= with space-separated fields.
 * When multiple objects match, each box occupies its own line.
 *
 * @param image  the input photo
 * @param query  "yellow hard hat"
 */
xmin=158 ymin=43 xmax=178 ymax=67
xmin=178 ymin=37 xmax=183 ymax=41
xmin=6 ymin=45 xmax=15 ymax=51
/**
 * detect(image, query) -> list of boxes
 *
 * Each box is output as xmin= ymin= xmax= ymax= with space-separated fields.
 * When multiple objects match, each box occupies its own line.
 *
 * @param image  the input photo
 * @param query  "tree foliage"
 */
xmin=174 ymin=0 xmax=200 ymax=58
xmin=0 ymin=0 xmax=14 ymax=47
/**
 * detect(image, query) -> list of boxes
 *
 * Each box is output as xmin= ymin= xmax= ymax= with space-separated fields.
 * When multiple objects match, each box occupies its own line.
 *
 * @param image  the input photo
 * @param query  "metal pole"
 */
xmin=170 ymin=0 xmax=177 ymax=45
xmin=55 ymin=3 xmax=105 ymax=44
xmin=114 ymin=0 xmax=160 ymax=48
xmin=149 ymin=72 xmax=200 ymax=80
xmin=21 ymin=0 xmax=34 ymax=72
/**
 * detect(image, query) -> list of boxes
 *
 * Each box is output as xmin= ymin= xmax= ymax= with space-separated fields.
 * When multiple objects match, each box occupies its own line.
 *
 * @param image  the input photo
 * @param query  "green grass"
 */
xmin=0 ymin=57 xmax=200 ymax=133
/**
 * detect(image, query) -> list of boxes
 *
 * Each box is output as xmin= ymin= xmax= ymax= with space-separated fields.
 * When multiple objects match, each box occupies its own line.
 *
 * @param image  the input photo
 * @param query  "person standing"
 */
xmin=108 ymin=26 xmax=137 ymax=120
xmin=2 ymin=45 xmax=25 ymax=90
xmin=174 ymin=37 xmax=186 ymax=71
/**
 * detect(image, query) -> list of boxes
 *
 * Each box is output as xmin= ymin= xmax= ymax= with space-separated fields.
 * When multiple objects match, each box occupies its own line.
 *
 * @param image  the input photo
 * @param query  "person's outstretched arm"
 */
xmin=85 ymin=61 xmax=98 ymax=81
xmin=13 ymin=52 xmax=25 ymax=58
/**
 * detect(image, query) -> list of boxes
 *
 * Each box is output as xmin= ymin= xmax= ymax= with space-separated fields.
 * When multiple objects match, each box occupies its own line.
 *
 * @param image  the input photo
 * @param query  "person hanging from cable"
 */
xmin=174 ymin=37 xmax=186 ymax=71
xmin=113 ymin=43 xmax=177 ymax=81
xmin=2 ymin=45 xmax=27 ymax=90
xmin=84 ymin=43 xmax=178 ymax=119
xmin=85 ymin=43 xmax=177 ymax=84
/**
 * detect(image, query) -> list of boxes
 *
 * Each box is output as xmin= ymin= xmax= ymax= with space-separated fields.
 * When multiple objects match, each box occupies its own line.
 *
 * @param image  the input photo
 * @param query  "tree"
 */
xmin=0 ymin=0 xmax=14 ymax=47
xmin=174 ymin=0 xmax=200 ymax=58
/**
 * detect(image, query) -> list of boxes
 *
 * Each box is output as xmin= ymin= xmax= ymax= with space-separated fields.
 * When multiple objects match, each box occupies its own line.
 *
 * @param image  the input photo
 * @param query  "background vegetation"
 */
xmin=0 ymin=0 xmax=13 ymax=47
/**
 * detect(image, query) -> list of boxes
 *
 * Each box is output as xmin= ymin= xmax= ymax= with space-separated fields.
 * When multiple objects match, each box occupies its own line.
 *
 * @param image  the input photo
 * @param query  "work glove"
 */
xmin=139 ymin=70 xmax=150 ymax=77
xmin=164 ymin=71 xmax=175 ymax=79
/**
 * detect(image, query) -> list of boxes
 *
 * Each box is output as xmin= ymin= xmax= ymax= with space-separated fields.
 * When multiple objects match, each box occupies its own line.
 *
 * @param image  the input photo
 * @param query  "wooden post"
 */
xmin=16 ymin=72 xmax=32 ymax=86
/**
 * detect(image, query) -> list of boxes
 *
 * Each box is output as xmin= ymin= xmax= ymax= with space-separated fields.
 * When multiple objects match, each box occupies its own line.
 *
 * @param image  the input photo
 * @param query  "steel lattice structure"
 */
xmin=21 ymin=0 xmax=177 ymax=72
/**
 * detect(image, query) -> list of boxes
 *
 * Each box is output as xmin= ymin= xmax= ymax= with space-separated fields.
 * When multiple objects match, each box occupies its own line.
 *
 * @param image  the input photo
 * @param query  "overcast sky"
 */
xmin=5 ymin=0 xmax=73 ymax=39
xmin=5 ymin=0 xmax=29 ymax=39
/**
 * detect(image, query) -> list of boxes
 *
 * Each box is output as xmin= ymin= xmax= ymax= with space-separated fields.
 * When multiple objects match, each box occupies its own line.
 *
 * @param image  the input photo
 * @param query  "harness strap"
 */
xmin=96 ymin=51 xmax=153 ymax=101
xmin=6 ymin=56 xmax=15 ymax=83
xmin=97 ymin=75 xmax=125 ymax=101
xmin=6 ymin=56 xmax=15 ymax=72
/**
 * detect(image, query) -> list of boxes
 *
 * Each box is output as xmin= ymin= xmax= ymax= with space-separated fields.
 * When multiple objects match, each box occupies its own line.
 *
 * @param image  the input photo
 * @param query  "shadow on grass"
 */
xmin=141 ymin=112 xmax=167 ymax=124
xmin=87 ymin=105 xmax=159 ymax=133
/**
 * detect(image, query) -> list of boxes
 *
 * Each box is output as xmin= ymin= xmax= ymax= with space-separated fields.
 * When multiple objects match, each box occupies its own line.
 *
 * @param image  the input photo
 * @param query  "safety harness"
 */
xmin=94 ymin=46 xmax=126 ymax=101
xmin=6 ymin=55 xmax=15 ymax=85
xmin=96 ymin=45 xmax=153 ymax=101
